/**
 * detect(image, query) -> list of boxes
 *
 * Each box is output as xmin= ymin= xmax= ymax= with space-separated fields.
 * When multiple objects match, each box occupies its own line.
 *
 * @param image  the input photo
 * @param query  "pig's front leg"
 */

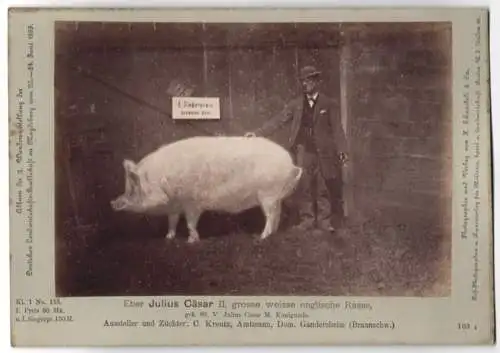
xmin=185 ymin=208 xmax=202 ymax=243
xmin=165 ymin=212 xmax=180 ymax=240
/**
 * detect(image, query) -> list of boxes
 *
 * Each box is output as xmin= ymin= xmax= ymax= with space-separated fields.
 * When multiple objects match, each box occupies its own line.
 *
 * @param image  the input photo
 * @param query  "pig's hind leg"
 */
xmin=258 ymin=197 xmax=280 ymax=240
xmin=165 ymin=212 xmax=180 ymax=240
xmin=271 ymin=202 xmax=282 ymax=233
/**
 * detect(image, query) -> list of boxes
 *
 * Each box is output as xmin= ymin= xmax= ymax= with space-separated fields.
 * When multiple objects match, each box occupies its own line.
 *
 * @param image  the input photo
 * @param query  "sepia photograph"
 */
xmin=9 ymin=6 xmax=495 ymax=346
xmin=53 ymin=21 xmax=453 ymax=299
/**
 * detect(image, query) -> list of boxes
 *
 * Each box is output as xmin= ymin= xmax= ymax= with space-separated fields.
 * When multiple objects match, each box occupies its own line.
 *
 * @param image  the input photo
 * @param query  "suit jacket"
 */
xmin=255 ymin=92 xmax=348 ymax=177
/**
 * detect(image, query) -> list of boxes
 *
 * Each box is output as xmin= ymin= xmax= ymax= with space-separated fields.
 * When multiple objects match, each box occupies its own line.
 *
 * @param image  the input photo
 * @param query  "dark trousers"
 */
xmin=287 ymin=144 xmax=344 ymax=227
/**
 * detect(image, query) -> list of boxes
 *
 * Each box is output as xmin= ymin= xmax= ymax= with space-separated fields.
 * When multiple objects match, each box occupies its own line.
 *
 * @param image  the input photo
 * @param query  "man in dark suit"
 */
xmin=246 ymin=65 xmax=348 ymax=232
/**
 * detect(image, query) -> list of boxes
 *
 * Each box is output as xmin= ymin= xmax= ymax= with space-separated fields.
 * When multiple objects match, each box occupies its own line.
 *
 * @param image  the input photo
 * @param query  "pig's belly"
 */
xmin=209 ymin=196 xmax=259 ymax=213
xmin=142 ymin=201 xmax=182 ymax=216
xmin=191 ymin=186 xmax=260 ymax=214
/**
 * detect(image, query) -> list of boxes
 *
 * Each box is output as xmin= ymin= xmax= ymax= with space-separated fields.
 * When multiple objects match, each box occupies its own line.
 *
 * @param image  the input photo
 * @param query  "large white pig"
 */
xmin=110 ymin=136 xmax=303 ymax=243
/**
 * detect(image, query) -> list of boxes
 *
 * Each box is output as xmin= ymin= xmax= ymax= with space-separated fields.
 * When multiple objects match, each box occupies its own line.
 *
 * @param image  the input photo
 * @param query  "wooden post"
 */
xmin=64 ymin=141 xmax=82 ymax=229
xmin=227 ymin=34 xmax=234 ymax=121
xmin=294 ymin=23 xmax=300 ymax=77
xmin=202 ymin=23 xmax=209 ymax=95
xmin=339 ymin=27 xmax=354 ymax=218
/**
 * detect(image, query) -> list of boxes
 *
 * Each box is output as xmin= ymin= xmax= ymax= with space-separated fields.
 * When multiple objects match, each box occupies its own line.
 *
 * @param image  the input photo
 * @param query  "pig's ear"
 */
xmin=123 ymin=159 xmax=138 ymax=174
xmin=123 ymin=159 xmax=140 ymax=187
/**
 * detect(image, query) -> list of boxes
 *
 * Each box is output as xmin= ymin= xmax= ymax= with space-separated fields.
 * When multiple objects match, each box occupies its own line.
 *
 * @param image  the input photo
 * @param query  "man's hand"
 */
xmin=244 ymin=132 xmax=257 ymax=138
xmin=339 ymin=152 xmax=348 ymax=165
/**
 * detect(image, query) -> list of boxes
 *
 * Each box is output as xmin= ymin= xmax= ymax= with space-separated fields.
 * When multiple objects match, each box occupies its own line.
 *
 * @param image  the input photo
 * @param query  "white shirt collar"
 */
xmin=307 ymin=92 xmax=319 ymax=101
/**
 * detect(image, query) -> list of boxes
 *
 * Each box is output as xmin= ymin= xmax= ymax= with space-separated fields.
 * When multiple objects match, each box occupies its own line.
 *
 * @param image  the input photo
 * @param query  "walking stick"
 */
xmin=311 ymin=169 xmax=319 ymax=228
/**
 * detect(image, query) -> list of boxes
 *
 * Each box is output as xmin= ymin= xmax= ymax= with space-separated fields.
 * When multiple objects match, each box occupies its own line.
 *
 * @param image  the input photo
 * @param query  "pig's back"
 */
xmin=138 ymin=137 xmax=296 ymax=207
xmin=141 ymin=136 xmax=292 ymax=171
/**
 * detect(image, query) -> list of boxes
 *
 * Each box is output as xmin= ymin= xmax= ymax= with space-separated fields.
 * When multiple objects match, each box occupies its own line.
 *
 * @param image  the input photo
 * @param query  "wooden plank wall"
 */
xmin=54 ymin=22 xmax=341 ymax=292
xmin=54 ymin=21 xmax=452 ymax=294
xmin=343 ymin=22 xmax=452 ymax=230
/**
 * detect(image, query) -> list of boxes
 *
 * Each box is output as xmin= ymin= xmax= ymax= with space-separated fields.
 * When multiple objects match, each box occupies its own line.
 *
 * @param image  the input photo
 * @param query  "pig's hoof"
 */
xmin=259 ymin=234 xmax=270 ymax=241
xmin=187 ymin=236 xmax=200 ymax=244
xmin=165 ymin=232 xmax=175 ymax=240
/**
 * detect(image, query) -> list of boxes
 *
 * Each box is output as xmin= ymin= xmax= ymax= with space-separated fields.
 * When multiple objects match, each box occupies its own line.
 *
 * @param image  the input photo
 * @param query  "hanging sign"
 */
xmin=172 ymin=97 xmax=220 ymax=120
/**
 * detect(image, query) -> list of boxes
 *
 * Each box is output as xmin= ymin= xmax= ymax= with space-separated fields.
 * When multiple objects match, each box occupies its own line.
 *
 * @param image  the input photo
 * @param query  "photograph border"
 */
xmin=8 ymin=7 xmax=494 ymax=346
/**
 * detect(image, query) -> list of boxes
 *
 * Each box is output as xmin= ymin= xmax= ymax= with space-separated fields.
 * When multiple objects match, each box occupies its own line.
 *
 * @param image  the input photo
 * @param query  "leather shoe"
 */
xmin=326 ymin=216 xmax=346 ymax=233
xmin=290 ymin=217 xmax=315 ymax=231
xmin=325 ymin=224 xmax=337 ymax=233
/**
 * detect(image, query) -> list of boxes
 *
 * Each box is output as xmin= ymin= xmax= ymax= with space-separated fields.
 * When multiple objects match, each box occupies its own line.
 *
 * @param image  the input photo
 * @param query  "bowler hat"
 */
xmin=299 ymin=65 xmax=321 ymax=80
